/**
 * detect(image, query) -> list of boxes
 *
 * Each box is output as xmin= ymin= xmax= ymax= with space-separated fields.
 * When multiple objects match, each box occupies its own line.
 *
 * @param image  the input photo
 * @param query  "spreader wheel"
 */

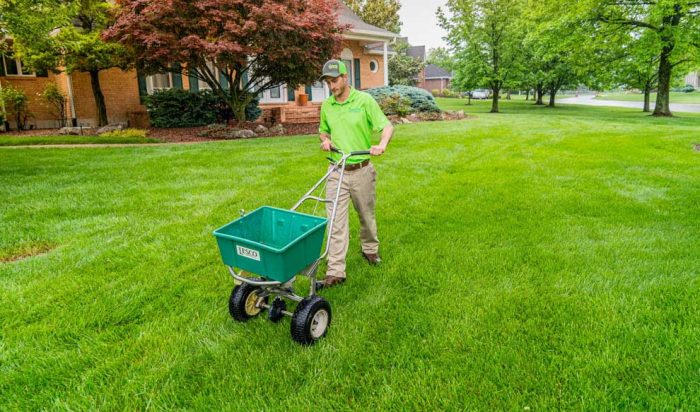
xmin=291 ymin=296 xmax=331 ymax=345
xmin=229 ymin=283 xmax=267 ymax=322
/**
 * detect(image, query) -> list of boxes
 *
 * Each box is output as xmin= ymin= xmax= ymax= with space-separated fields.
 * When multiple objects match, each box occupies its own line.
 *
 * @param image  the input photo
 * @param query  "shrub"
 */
xmin=366 ymin=85 xmax=441 ymax=113
xmin=39 ymin=82 xmax=67 ymax=128
xmin=100 ymin=128 xmax=148 ymax=138
xmin=431 ymin=89 xmax=441 ymax=97
xmin=378 ymin=93 xmax=412 ymax=117
xmin=681 ymin=84 xmax=695 ymax=93
xmin=1 ymin=84 xmax=31 ymax=130
xmin=144 ymin=89 xmax=261 ymax=128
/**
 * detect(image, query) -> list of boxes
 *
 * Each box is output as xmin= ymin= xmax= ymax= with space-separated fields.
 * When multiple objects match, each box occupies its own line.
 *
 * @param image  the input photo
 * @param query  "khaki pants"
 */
xmin=325 ymin=162 xmax=379 ymax=279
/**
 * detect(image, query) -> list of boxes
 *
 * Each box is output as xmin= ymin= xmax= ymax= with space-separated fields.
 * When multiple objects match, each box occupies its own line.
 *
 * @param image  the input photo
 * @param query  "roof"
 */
xmin=336 ymin=1 xmax=399 ymax=40
xmin=364 ymin=42 xmax=397 ymax=55
xmin=425 ymin=64 xmax=452 ymax=79
xmin=407 ymin=46 xmax=425 ymax=61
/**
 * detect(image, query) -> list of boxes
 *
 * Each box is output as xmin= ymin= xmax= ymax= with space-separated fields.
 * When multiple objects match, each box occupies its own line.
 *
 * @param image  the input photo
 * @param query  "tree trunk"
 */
xmin=548 ymin=87 xmax=558 ymax=107
xmin=89 ymin=70 xmax=108 ymax=127
xmin=653 ymin=47 xmax=673 ymax=117
xmin=490 ymin=87 xmax=500 ymax=113
xmin=525 ymin=89 xmax=530 ymax=101
xmin=506 ymin=90 xmax=511 ymax=100
xmin=643 ymin=83 xmax=652 ymax=113
xmin=535 ymin=83 xmax=544 ymax=105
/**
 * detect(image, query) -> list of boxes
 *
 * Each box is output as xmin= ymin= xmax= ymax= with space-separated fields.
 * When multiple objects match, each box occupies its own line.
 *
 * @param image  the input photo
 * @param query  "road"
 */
xmin=558 ymin=94 xmax=700 ymax=113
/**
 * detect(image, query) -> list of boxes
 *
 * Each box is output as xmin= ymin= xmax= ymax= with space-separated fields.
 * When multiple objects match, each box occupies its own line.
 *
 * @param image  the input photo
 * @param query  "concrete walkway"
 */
xmin=559 ymin=94 xmax=700 ymax=113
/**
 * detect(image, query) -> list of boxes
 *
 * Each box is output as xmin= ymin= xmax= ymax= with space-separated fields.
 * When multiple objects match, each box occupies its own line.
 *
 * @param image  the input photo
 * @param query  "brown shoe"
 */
xmin=317 ymin=275 xmax=346 ymax=289
xmin=362 ymin=252 xmax=382 ymax=265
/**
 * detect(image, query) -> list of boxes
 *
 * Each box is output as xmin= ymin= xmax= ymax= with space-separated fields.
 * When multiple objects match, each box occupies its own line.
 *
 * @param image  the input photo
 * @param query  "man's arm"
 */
xmin=319 ymin=103 xmax=333 ymax=151
xmin=370 ymin=123 xmax=393 ymax=156
xmin=320 ymin=132 xmax=332 ymax=151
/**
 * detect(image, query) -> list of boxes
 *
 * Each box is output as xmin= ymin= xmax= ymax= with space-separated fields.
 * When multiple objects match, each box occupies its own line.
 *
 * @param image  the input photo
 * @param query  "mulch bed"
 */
xmin=147 ymin=122 xmax=320 ymax=143
xmin=0 ymin=111 xmax=471 ymax=144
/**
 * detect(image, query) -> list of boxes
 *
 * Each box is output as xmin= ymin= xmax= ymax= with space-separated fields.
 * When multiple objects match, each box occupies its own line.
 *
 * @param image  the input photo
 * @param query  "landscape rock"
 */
xmin=255 ymin=124 xmax=269 ymax=134
xmin=269 ymin=124 xmax=285 ymax=135
xmin=58 ymin=126 xmax=94 ymax=135
xmin=227 ymin=129 xmax=257 ymax=139
xmin=96 ymin=123 xmax=127 ymax=134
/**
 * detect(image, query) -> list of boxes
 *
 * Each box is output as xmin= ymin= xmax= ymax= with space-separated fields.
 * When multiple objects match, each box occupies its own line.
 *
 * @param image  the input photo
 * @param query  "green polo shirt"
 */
xmin=319 ymin=88 xmax=390 ymax=164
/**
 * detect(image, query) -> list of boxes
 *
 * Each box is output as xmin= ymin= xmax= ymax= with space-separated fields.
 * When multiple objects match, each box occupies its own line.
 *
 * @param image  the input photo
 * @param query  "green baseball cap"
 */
xmin=320 ymin=59 xmax=348 ymax=80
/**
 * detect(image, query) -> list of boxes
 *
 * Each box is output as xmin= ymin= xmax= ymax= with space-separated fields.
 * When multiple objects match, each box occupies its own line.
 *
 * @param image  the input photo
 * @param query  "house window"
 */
xmin=369 ymin=60 xmax=378 ymax=73
xmin=146 ymin=73 xmax=172 ymax=94
xmin=1 ymin=53 xmax=34 ymax=77
xmin=340 ymin=48 xmax=355 ymax=87
xmin=198 ymin=61 xmax=217 ymax=91
xmin=269 ymin=86 xmax=281 ymax=98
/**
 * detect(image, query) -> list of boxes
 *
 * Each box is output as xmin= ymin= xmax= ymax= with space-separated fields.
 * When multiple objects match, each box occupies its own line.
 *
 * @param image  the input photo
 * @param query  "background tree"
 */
xmin=2 ymin=0 xmax=130 ymax=126
xmin=594 ymin=0 xmax=700 ymax=116
xmin=426 ymin=47 xmax=455 ymax=70
xmin=345 ymin=0 xmax=402 ymax=33
xmin=388 ymin=41 xmax=425 ymax=86
xmin=610 ymin=30 xmax=661 ymax=112
xmin=439 ymin=0 xmax=526 ymax=113
xmin=105 ymin=0 xmax=344 ymax=123
xmin=39 ymin=82 xmax=68 ymax=128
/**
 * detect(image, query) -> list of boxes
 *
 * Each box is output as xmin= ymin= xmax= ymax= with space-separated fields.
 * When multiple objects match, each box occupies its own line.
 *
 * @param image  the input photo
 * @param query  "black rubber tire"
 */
xmin=268 ymin=297 xmax=286 ymax=323
xmin=229 ymin=283 xmax=266 ymax=322
xmin=291 ymin=296 xmax=332 ymax=345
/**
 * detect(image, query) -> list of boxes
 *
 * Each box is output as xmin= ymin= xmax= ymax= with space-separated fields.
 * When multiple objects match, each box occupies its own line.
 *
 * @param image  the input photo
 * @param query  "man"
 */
xmin=317 ymin=59 xmax=394 ymax=288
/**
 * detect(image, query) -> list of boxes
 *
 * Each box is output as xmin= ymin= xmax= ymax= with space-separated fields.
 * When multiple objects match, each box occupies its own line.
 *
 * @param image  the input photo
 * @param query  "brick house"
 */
xmin=407 ymin=45 xmax=453 ymax=94
xmin=0 ymin=1 xmax=397 ymax=130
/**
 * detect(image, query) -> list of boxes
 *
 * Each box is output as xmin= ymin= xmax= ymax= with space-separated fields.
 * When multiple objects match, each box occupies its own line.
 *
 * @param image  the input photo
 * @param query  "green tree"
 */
xmin=426 ymin=47 xmax=454 ymax=70
xmin=595 ymin=0 xmax=700 ymax=116
xmin=39 ymin=82 xmax=68 ymax=127
xmin=388 ymin=41 xmax=425 ymax=86
xmin=1 ymin=0 xmax=131 ymax=126
xmin=0 ymin=84 xmax=31 ymax=130
xmin=345 ymin=0 xmax=402 ymax=33
xmin=439 ymin=0 xmax=526 ymax=113
xmin=609 ymin=31 xmax=661 ymax=112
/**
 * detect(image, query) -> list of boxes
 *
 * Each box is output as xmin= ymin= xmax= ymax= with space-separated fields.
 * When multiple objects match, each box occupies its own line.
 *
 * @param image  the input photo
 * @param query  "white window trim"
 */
xmin=2 ymin=55 xmax=35 ymax=77
xmin=146 ymin=73 xmax=173 ymax=94
xmin=258 ymin=83 xmax=287 ymax=104
xmin=369 ymin=59 xmax=379 ymax=73
xmin=340 ymin=48 xmax=355 ymax=87
xmin=197 ymin=61 xmax=217 ymax=91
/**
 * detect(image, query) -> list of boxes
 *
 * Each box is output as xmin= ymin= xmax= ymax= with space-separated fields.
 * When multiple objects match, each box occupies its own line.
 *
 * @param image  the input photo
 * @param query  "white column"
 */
xmin=383 ymin=41 xmax=389 ymax=86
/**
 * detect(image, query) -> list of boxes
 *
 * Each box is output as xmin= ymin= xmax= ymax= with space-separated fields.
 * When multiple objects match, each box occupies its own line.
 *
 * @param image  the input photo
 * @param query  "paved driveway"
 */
xmin=559 ymin=94 xmax=700 ymax=113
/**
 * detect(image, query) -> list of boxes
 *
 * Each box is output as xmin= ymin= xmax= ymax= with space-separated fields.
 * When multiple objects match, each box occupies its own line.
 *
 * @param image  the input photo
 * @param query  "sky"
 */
xmin=398 ymin=0 xmax=448 ymax=52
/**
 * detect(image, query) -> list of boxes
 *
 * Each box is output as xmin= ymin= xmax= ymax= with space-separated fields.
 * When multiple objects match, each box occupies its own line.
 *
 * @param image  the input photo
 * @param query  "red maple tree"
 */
xmin=104 ymin=0 xmax=346 ymax=122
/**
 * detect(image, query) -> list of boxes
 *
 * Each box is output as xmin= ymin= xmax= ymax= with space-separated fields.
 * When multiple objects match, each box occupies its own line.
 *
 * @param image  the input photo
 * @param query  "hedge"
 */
xmin=144 ymin=89 xmax=261 ymax=128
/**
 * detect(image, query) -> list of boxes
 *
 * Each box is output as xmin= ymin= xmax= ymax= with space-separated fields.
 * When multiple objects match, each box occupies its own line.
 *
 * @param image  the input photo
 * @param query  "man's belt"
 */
xmin=342 ymin=159 xmax=370 ymax=171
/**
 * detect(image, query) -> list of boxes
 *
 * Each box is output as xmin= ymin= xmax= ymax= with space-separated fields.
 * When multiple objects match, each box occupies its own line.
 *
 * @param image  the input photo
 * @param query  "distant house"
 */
xmin=407 ymin=45 xmax=453 ymax=93
xmin=0 ymin=0 xmax=398 ymax=130
xmin=685 ymin=72 xmax=699 ymax=89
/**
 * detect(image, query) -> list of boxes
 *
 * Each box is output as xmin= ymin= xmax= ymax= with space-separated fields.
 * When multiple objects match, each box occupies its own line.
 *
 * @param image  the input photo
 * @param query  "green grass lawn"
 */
xmin=0 ymin=134 xmax=161 ymax=146
xmin=596 ymin=91 xmax=700 ymax=104
xmin=2 ymin=100 xmax=699 ymax=409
